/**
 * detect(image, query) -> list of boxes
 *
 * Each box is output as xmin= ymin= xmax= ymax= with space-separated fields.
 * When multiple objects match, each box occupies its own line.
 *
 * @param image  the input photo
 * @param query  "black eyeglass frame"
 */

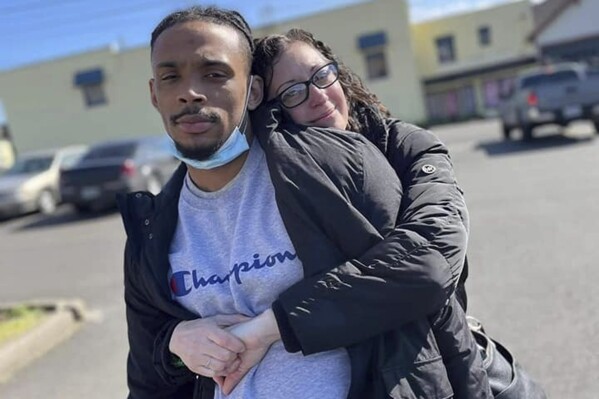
xmin=272 ymin=62 xmax=340 ymax=109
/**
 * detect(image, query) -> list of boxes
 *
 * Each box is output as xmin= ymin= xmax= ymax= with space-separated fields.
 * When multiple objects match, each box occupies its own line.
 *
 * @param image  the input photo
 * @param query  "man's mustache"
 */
xmin=170 ymin=107 xmax=220 ymax=124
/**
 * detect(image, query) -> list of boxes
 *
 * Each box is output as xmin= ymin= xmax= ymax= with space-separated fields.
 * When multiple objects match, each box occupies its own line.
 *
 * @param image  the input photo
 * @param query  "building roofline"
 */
xmin=422 ymin=55 xmax=538 ymax=85
xmin=412 ymin=0 xmax=528 ymax=25
xmin=528 ymin=0 xmax=579 ymax=41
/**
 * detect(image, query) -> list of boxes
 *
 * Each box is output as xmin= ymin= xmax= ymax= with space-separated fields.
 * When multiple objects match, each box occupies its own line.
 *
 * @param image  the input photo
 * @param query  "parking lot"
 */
xmin=0 ymin=118 xmax=598 ymax=398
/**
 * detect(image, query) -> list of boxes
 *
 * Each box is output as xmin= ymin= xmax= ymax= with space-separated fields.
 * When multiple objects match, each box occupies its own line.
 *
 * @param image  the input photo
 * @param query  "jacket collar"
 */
xmin=146 ymin=163 xmax=186 ymax=301
xmin=118 ymin=162 xmax=187 ymax=305
xmin=355 ymin=104 xmax=389 ymax=154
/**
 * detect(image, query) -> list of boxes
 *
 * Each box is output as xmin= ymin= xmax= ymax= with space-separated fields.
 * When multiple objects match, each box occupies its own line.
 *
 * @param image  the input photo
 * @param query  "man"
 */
xmin=121 ymin=5 xmax=398 ymax=399
xmin=120 ymin=6 xmax=488 ymax=399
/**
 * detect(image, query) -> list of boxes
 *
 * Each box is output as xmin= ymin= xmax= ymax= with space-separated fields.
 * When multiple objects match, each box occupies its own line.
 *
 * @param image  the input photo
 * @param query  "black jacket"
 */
xmin=266 ymin=108 xmax=472 ymax=352
xmin=119 ymin=108 xmax=488 ymax=398
xmin=256 ymin=107 xmax=490 ymax=399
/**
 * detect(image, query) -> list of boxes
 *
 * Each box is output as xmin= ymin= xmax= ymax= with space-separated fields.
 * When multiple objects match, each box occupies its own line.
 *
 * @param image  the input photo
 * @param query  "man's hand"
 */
xmin=215 ymin=308 xmax=281 ymax=395
xmin=169 ymin=314 xmax=249 ymax=378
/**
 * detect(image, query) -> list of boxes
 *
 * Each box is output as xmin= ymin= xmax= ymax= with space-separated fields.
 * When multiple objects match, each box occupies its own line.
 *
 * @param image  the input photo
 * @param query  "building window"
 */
xmin=357 ymin=31 xmax=389 ymax=80
xmin=436 ymin=36 xmax=455 ymax=64
xmin=425 ymin=85 xmax=476 ymax=122
xmin=82 ymin=84 xmax=107 ymax=107
xmin=483 ymin=77 xmax=515 ymax=108
xmin=73 ymin=68 xmax=107 ymax=108
xmin=483 ymin=80 xmax=500 ymax=108
xmin=478 ymin=26 xmax=491 ymax=46
xmin=365 ymin=51 xmax=388 ymax=80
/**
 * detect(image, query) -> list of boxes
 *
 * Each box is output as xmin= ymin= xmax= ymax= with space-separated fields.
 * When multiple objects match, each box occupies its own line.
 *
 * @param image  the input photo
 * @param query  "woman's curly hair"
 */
xmin=252 ymin=28 xmax=390 ymax=133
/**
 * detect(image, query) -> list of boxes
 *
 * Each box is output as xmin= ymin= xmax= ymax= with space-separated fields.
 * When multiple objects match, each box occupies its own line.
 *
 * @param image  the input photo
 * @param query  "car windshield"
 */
xmin=520 ymin=70 xmax=579 ymax=89
xmin=82 ymin=143 xmax=136 ymax=160
xmin=4 ymin=156 xmax=54 ymax=175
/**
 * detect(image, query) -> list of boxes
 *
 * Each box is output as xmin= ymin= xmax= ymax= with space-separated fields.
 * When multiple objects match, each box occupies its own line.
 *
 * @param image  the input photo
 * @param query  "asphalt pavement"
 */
xmin=0 ymin=118 xmax=597 ymax=398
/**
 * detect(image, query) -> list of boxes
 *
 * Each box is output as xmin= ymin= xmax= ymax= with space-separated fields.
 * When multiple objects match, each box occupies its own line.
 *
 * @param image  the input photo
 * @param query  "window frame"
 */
xmin=364 ymin=49 xmax=389 ymax=80
xmin=436 ymin=35 xmax=456 ymax=64
xmin=82 ymin=83 xmax=107 ymax=107
xmin=478 ymin=26 xmax=491 ymax=47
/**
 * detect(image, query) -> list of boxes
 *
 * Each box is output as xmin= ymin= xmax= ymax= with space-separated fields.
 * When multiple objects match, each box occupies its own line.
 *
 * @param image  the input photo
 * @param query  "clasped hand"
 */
xmin=169 ymin=309 xmax=280 ymax=395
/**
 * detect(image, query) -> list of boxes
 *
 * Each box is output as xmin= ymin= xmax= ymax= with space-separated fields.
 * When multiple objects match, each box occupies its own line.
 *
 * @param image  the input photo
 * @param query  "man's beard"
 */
xmin=169 ymin=106 xmax=224 ymax=161
xmin=173 ymin=138 xmax=224 ymax=161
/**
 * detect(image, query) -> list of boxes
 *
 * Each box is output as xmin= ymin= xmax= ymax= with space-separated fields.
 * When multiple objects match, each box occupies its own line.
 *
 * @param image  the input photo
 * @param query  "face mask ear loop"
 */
xmin=238 ymin=75 xmax=254 ymax=134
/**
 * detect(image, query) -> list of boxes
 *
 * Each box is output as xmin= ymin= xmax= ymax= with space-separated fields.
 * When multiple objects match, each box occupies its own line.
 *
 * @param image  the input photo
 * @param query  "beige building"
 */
xmin=254 ymin=0 xmax=426 ymax=125
xmin=0 ymin=0 xmax=425 ymax=153
xmin=0 ymin=45 xmax=159 ymax=153
xmin=411 ymin=0 xmax=538 ymax=122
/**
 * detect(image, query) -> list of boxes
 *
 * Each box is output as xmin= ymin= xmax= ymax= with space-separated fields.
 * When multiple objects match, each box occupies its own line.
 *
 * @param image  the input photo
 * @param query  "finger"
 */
xmin=211 ymin=314 xmax=250 ymax=327
xmin=211 ymin=357 xmax=241 ymax=377
xmin=224 ymin=358 xmax=241 ymax=374
xmin=213 ymin=376 xmax=225 ymax=389
xmin=222 ymin=371 xmax=244 ymax=395
xmin=199 ymin=357 xmax=230 ymax=373
xmin=204 ymin=340 xmax=241 ymax=363
xmin=208 ymin=329 xmax=246 ymax=354
xmin=194 ymin=366 xmax=216 ymax=378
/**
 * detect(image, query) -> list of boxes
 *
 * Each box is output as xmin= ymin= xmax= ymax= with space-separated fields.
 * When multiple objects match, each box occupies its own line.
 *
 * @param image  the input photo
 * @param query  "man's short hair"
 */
xmin=150 ymin=6 xmax=254 ymax=70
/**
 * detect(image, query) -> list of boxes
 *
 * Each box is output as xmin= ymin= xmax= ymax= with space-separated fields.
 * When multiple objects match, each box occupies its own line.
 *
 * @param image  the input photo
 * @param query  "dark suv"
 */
xmin=60 ymin=136 xmax=179 ymax=212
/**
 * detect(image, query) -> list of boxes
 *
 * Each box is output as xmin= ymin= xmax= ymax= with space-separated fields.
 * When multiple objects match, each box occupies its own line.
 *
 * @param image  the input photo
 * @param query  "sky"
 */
xmin=0 ymin=0 xmax=534 ymax=72
xmin=0 ymin=0 xmax=539 ymax=122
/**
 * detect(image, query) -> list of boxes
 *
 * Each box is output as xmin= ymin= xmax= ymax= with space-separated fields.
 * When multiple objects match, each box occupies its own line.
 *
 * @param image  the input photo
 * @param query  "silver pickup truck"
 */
xmin=499 ymin=63 xmax=599 ymax=141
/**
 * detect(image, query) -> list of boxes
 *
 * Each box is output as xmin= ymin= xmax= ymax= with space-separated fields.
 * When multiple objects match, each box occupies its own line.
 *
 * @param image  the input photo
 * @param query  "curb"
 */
xmin=0 ymin=299 xmax=87 ymax=383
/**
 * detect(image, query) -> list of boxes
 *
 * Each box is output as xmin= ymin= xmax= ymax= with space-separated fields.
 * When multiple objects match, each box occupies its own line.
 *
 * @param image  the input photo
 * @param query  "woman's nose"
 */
xmin=307 ymin=83 xmax=328 ymax=107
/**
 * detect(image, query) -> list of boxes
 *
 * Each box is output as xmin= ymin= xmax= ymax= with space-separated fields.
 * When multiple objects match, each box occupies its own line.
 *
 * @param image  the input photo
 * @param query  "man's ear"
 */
xmin=247 ymin=75 xmax=264 ymax=111
xmin=149 ymin=78 xmax=158 ymax=110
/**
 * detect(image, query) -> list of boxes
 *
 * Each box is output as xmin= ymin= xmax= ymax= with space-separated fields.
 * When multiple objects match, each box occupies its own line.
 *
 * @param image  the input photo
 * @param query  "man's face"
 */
xmin=150 ymin=21 xmax=252 ymax=160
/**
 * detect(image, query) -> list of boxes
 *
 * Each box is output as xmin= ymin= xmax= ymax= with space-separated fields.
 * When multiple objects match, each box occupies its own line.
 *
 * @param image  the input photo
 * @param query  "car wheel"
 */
xmin=521 ymin=125 xmax=534 ymax=142
xmin=74 ymin=204 xmax=92 ymax=213
xmin=38 ymin=190 xmax=58 ymax=215
xmin=146 ymin=175 xmax=162 ymax=195
xmin=502 ymin=123 xmax=511 ymax=140
xmin=593 ymin=120 xmax=599 ymax=134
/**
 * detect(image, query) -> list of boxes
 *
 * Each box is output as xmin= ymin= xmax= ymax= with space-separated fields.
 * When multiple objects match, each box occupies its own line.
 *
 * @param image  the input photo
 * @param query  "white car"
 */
xmin=0 ymin=145 xmax=87 ymax=219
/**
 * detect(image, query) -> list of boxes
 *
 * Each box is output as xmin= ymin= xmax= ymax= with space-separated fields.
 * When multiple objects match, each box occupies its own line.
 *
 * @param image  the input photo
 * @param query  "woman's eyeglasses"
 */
xmin=274 ymin=62 xmax=339 ymax=109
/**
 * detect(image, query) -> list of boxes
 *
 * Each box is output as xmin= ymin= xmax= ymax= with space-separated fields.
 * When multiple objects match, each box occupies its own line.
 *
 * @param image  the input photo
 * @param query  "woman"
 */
xmin=251 ymin=28 xmax=489 ymax=398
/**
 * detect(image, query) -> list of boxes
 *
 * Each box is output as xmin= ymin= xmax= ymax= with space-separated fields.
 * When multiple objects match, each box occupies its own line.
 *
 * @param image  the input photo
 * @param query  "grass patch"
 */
xmin=0 ymin=306 xmax=47 ymax=346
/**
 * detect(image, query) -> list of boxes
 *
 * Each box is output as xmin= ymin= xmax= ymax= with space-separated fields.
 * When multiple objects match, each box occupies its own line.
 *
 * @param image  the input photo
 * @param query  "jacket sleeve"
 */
xmin=389 ymin=123 xmax=469 ymax=284
xmin=124 ymin=240 xmax=196 ymax=399
xmin=272 ymin=124 xmax=469 ymax=356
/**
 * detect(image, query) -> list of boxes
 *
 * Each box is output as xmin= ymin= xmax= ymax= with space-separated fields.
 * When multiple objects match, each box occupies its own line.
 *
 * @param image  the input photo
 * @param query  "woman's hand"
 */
xmin=169 ymin=314 xmax=249 ymax=378
xmin=214 ymin=308 xmax=281 ymax=394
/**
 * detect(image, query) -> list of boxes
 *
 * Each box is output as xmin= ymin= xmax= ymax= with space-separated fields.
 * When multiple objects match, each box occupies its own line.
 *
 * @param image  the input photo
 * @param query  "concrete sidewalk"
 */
xmin=0 ymin=299 xmax=86 ymax=383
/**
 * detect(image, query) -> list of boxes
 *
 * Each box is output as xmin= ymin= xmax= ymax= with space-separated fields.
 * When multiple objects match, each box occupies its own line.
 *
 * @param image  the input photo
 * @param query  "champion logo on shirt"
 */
xmin=170 ymin=251 xmax=298 ymax=297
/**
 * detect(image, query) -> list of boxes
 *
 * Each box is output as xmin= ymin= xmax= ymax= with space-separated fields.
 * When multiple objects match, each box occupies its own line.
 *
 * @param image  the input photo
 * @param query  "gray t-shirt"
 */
xmin=169 ymin=142 xmax=351 ymax=399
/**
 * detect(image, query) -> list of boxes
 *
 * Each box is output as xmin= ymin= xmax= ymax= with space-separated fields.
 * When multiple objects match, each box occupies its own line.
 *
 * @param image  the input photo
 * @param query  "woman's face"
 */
xmin=267 ymin=41 xmax=349 ymax=130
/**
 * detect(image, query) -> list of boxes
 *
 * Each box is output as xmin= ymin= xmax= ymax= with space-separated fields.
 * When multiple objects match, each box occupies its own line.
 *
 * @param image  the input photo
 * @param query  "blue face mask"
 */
xmin=168 ymin=77 xmax=253 ymax=170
